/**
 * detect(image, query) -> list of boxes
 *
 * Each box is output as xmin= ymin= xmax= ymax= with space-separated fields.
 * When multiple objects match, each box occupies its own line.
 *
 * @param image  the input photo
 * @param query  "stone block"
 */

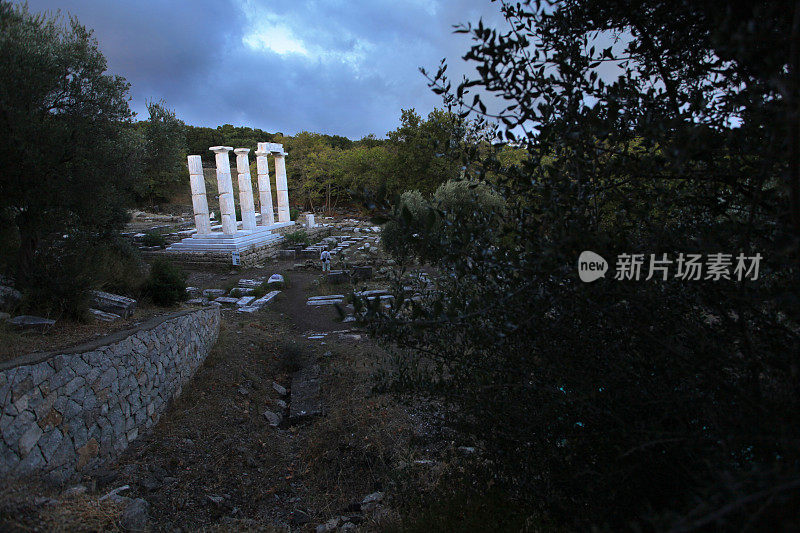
xmin=267 ymin=273 xmax=285 ymax=287
xmin=327 ymin=270 xmax=349 ymax=284
xmin=30 ymin=363 xmax=53 ymax=387
xmin=0 ymin=440 xmax=19 ymax=476
xmin=351 ymin=266 xmax=372 ymax=281
xmin=272 ymin=381 xmax=287 ymax=396
xmin=38 ymin=428 xmax=63 ymax=462
xmin=202 ymin=288 xmax=226 ymax=298
xmin=306 ymin=298 xmax=344 ymax=306
xmin=49 ymin=366 xmax=77 ymax=390
xmin=7 ymin=315 xmax=55 ymax=330
xmin=89 ymin=308 xmax=121 ymax=322
xmin=289 ymin=365 xmax=322 ymax=422
xmin=15 ymin=443 xmax=44 ymax=473
xmin=121 ymin=498 xmax=150 ymax=532
xmin=18 ymin=422 xmax=43 ymax=456
xmin=32 ymin=391 xmax=57 ymax=420
xmin=237 ymin=278 xmax=264 ymax=289
xmin=91 ymin=291 xmax=137 ymax=318
xmin=263 ymin=409 xmax=282 ymax=427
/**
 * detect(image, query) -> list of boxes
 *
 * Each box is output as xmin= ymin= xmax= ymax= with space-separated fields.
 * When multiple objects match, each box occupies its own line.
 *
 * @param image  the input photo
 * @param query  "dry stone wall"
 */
xmin=0 ymin=307 xmax=220 ymax=482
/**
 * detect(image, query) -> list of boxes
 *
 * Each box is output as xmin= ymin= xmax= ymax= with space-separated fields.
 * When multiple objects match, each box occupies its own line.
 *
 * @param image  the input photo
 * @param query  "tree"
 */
xmin=386 ymin=108 xmax=467 ymax=195
xmin=185 ymin=125 xmax=224 ymax=159
xmin=381 ymin=179 xmax=505 ymax=264
xmin=0 ymin=1 xmax=142 ymax=312
xmin=366 ymin=0 xmax=800 ymax=529
xmin=336 ymin=144 xmax=395 ymax=201
xmin=139 ymin=100 xmax=187 ymax=203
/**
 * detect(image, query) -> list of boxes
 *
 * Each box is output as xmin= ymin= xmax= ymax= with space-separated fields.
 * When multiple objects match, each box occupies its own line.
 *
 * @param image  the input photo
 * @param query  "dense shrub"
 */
xmin=380 ymin=181 xmax=504 ymax=264
xmin=285 ymin=229 xmax=309 ymax=245
xmin=367 ymin=1 xmax=800 ymax=530
xmin=14 ymin=234 xmax=145 ymax=319
xmin=145 ymin=259 xmax=186 ymax=307
xmin=251 ymin=284 xmax=267 ymax=298
xmin=17 ymin=239 xmax=94 ymax=319
xmin=141 ymin=231 xmax=167 ymax=248
xmin=380 ymin=190 xmax=433 ymax=261
xmin=88 ymin=237 xmax=147 ymax=297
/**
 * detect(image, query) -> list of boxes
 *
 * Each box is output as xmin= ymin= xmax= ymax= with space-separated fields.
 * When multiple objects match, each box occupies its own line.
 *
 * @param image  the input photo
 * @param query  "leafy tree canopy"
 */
xmin=367 ymin=0 xmax=800 ymax=529
xmin=0 ymin=1 xmax=141 ymax=297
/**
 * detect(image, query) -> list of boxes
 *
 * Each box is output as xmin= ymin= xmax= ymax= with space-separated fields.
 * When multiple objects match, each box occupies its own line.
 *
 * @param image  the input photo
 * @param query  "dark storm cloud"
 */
xmin=21 ymin=0 xmax=506 ymax=138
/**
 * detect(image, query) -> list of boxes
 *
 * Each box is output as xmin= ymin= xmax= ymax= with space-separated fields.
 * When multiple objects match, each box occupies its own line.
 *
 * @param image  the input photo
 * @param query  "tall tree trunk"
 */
xmin=326 ymin=182 xmax=331 ymax=214
xmin=15 ymin=213 xmax=38 ymax=285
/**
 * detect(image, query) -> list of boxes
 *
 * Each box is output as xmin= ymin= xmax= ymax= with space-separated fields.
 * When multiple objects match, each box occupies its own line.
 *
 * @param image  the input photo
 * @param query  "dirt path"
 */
xmin=93 ymin=264 xmax=401 ymax=532
xmin=273 ymin=268 xmax=349 ymax=336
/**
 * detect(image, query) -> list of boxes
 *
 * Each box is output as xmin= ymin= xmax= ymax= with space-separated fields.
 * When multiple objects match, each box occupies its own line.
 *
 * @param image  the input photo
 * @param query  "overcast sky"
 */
xmin=22 ymin=0 xmax=507 ymax=139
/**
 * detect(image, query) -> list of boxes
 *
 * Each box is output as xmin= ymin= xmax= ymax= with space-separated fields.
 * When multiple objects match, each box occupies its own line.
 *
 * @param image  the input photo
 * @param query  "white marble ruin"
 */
xmin=255 ymin=144 xmax=275 ymax=225
xmin=168 ymin=143 xmax=294 ymax=253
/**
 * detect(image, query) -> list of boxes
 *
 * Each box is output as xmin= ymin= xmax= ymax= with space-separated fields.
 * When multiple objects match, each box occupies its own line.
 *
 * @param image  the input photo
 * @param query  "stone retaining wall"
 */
xmin=0 ymin=307 xmax=221 ymax=482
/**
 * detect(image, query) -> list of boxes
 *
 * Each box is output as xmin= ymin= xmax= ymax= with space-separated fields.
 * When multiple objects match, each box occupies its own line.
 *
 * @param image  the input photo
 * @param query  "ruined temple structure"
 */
xmin=168 ymin=143 xmax=294 ymax=253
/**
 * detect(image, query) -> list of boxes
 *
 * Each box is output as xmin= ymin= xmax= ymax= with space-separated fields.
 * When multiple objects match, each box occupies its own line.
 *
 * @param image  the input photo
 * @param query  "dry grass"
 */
xmin=39 ymin=497 xmax=125 ymax=532
xmin=297 ymin=339 xmax=415 ymax=519
xmin=0 ymin=477 xmax=124 ymax=532
xmin=0 ymin=305 xmax=182 ymax=365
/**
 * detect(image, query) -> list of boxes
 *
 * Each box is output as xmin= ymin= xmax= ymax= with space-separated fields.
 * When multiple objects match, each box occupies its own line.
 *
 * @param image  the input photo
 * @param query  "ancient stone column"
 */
xmin=273 ymin=150 xmax=291 ymax=223
xmin=210 ymin=146 xmax=236 ymax=235
xmin=234 ymin=148 xmax=257 ymax=231
xmin=255 ymin=143 xmax=275 ymax=225
xmin=187 ymin=155 xmax=211 ymax=235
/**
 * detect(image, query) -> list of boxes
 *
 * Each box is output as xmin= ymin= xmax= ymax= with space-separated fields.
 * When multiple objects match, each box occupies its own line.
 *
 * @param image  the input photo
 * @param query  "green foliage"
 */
xmin=137 ymin=100 xmax=187 ymax=203
xmin=87 ymin=236 xmax=146 ymax=297
xmin=285 ymin=229 xmax=309 ymax=245
xmin=141 ymin=231 xmax=167 ymax=248
xmin=385 ymin=108 xmax=469 ymax=195
xmin=381 ymin=181 xmax=504 ymax=263
xmin=185 ymin=125 xmax=225 ymax=157
xmin=367 ymin=0 xmax=800 ymax=530
xmin=181 ymin=107 xmax=472 ymax=213
xmin=380 ymin=190 xmax=433 ymax=260
xmin=289 ymin=207 xmax=299 ymax=221
xmin=18 ymin=238 xmax=94 ymax=319
xmin=145 ymin=259 xmax=186 ymax=307
xmin=251 ymin=283 xmax=267 ymax=298
xmin=0 ymin=2 xmax=143 ymax=311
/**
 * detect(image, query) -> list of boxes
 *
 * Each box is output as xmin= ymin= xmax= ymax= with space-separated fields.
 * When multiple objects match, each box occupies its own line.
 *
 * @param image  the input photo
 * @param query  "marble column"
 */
xmin=210 ymin=146 xmax=236 ymax=235
xmin=234 ymin=148 xmax=257 ymax=231
xmin=273 ymin=150 xmax=291 ymax=223
xmin=255 ymin=143 xmax=275 ymax=225
xmin=187 ymin=155 xmax=211 ymax=235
